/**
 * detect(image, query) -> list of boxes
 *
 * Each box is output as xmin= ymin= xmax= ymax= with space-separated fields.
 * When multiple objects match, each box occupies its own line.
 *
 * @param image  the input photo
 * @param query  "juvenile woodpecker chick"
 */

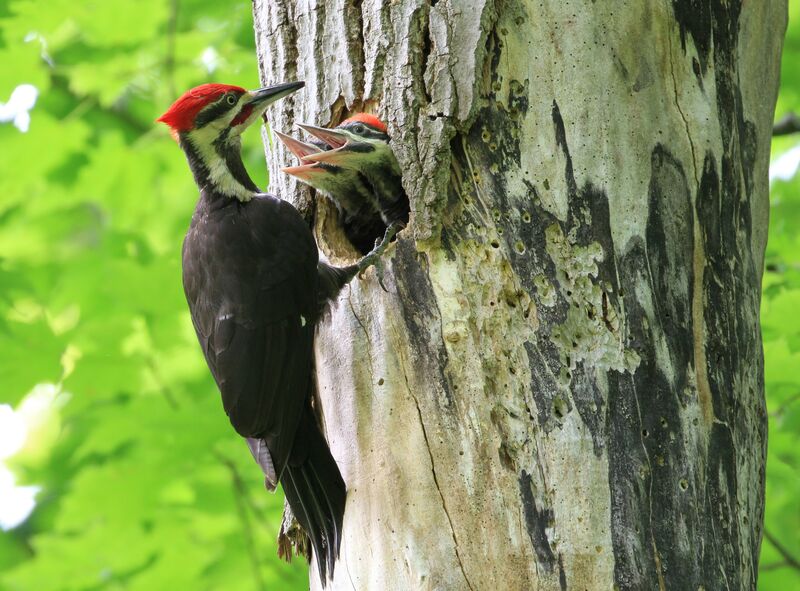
xmin=300 ymin=114 xmax=410 ymax=228
xmin=276 ymin=130 xmax=385 ymax=253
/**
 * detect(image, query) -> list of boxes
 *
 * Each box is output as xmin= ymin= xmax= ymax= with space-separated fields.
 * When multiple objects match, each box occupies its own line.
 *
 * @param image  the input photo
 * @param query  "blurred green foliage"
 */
xmin=0 ymin=1 xmax=798 ymax=590
xmin=759 ymin=4 xmax=800 ymax=588
xmin=0 ymin=0 xmax=307 ymax=589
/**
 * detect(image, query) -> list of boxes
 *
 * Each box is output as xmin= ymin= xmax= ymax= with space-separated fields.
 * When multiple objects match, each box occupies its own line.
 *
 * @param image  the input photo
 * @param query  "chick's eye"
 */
xmin=226 ymin=95 xmax=237 ymax=105
xmin=353 ymin=124 xmax=366 ymax=134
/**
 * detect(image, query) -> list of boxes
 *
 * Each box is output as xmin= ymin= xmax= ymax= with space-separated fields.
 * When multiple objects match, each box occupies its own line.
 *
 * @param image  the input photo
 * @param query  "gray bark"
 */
xmin=253 ymin=1 xmax=787 ymax=589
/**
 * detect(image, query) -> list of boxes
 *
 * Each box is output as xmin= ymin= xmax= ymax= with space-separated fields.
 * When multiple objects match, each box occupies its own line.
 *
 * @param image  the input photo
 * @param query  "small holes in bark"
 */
xmin=553 ymin=397 xmax=568 ymax=419
xmin=522 ymin=211 xmax=531 ymax=223
xmin=679 ymin=479 xmax=689 ymax=491
xmin=377 ymin=378 xmax=384 ymax=386
xmin=692 ymin=57 xmax=702 ymax=79
xmin=490 ymin=239 xmax=500 ymax=249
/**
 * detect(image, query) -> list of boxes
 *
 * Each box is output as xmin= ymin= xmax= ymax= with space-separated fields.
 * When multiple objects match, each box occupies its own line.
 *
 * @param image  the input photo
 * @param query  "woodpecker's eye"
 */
xmin=352 ymin=124 xmax=366 ymax=135
xmin=226 ymin=95 xmax=237 ymax=105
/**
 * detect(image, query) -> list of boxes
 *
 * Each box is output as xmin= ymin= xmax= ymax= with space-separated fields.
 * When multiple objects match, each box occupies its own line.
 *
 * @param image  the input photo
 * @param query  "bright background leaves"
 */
xmin=0 ymin=1 xmax=798 ymax=589
xmin=0 ymin=0 xmax=307 ymax=589
xmin=759 ymin=2 xmax=800 ymax=588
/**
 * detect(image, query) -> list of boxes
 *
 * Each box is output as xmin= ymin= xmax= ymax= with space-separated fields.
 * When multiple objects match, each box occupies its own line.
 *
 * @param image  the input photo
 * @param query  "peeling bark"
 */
xmin=253 ymin=1 xmax=786 ymax=589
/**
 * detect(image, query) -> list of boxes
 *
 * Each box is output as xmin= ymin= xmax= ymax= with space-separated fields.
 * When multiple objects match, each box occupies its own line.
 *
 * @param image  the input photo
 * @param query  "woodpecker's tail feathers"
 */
xmin=280 ymin=411 xmax=346 ymax=584
xmin=245 ymin=437 xmax=278 ymax=491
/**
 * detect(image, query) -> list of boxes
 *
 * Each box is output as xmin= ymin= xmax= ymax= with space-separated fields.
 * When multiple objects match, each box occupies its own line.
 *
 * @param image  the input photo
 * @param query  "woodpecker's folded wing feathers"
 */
xmin=182 ymin=193 xmax=320 ymax=477
xmin=211 ymin=313 xmax=314 ymax=476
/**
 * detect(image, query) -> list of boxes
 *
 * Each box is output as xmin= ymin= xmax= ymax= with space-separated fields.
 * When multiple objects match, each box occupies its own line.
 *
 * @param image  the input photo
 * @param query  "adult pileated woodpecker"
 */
xmin=299 ymin=115 xmax=409 ymax=229
xmin=275 ymin=130 xmax=385 ymax=253
xmin=158 ymin=81 xmax=398 ymax=583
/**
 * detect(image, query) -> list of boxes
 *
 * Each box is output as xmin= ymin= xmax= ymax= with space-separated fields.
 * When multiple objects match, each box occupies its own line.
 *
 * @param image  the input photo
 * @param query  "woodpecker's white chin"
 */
xmin=185 ymin=126 xmax=255 ymax=201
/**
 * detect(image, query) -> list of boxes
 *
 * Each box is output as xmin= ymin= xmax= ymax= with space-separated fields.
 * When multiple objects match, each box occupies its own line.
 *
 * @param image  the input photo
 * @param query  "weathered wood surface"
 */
xmin=253 ymin=1 xmax=786 ymax=589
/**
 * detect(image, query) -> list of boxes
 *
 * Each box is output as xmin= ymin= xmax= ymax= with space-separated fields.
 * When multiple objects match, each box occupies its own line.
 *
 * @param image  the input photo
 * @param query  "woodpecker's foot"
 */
xmin=357 ymin=222 xmax=403 ymax=290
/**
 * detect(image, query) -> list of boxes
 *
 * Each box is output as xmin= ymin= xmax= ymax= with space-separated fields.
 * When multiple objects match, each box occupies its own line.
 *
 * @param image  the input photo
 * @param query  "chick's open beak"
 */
xmin=281 ymin=163 xmax=327 ymax=180
xmin=298 ymin=123 xmax=349 ymax=149
xmin=302 ymin=145 xmax=361 ymax=166
xmin=275 ymin=130 xmax=322 ymax=160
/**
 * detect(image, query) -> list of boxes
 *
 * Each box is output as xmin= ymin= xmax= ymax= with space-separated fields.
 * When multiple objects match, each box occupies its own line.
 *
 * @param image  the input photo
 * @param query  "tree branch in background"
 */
xmin=764 ymin=529 xmax=800 ymax=572
xmin=769 ymin=391 xmax=800 ymax=418
xmin=216 ymin=452 xmax=267 ymax=591
xmin=773 ymin=112 xmax=800 ymax=136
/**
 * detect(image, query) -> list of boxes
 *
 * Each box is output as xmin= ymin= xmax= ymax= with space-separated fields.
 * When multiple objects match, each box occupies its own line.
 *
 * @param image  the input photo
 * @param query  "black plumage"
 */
xmin=182 ymin=187 xmax=349 ymax=581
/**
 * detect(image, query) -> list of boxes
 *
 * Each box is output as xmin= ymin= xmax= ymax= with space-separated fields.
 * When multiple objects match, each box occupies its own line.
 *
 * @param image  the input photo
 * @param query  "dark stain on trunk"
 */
xmin=393 ymin=238 xmax=456 ymax=409
xmin=519 ymin=470 xmax=556 ymax=571
xmin=603 ymin=0 xmax=764 ymax=585
xmin=558 ymin=553 xmax=568 ymax=590
xmin=551 ymin=102 xmax=578 ymax=199
xmin=682 ymin=1 xmax=764 ymax=588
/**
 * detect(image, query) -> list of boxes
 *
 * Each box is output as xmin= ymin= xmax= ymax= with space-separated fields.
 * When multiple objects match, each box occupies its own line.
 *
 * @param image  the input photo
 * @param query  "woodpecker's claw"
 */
xmin=357 ymin=222 xmax=404 ymax=289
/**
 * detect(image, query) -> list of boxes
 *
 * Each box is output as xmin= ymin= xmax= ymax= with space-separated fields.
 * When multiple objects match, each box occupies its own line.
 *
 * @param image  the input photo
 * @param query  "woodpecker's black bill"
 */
xmin=298 ymin=123 xmax=349 ymax=149
xmin=247 ymin=81 xmax=305 ymax=106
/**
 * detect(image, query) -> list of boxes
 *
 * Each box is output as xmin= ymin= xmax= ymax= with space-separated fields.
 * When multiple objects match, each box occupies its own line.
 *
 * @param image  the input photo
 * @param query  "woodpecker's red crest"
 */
xmin=157 ymin=83 xmax=246 ymax=132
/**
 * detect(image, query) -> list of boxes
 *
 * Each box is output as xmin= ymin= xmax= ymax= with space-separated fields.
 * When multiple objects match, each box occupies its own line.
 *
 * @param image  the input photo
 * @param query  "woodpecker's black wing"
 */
xmin=183 ymin=191 xmax=347 ymax=579
xmin=182 ymin=191 xmax=319 ymax=477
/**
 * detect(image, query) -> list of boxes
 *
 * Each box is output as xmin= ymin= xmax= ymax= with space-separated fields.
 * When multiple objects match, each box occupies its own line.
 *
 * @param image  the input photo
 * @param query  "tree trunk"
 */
xmin=253 ymin=1 xmax=786 ymax=589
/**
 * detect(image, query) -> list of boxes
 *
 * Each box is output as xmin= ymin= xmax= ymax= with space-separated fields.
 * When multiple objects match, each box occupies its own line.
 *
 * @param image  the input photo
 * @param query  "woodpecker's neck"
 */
xmin=179 ymin=128 xmax=259 ymax=201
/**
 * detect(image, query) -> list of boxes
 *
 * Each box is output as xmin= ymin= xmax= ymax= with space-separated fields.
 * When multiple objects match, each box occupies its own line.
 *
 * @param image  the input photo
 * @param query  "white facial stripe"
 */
xmin=187 ymin=125 xmax=254 ymax=201
xmin=185 ymin=92 xmax=269 ymax=202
